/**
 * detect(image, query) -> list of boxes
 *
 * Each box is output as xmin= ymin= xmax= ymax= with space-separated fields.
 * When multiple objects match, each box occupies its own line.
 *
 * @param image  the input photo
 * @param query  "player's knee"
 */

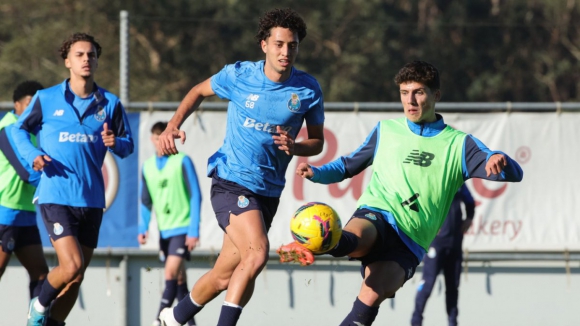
xmin=240 ymin=250 xmax=269 ymax=274
xmin=59 ymin=263 xmax=84 ymax=282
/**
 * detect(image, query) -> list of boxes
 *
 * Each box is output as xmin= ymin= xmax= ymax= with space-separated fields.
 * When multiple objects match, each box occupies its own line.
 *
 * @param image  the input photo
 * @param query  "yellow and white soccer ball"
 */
xmin=290 ymin=202 xmax=342 ymax=254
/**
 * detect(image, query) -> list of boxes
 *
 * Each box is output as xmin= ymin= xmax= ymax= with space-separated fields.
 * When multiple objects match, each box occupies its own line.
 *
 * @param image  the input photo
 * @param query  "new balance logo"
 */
xmin=53 ymin=109 xmax=64 ymax=116
xmin=246 ymin=94 xmax=260 ymax=101
xmin=403 ymin=150 xmax=435 ymax=167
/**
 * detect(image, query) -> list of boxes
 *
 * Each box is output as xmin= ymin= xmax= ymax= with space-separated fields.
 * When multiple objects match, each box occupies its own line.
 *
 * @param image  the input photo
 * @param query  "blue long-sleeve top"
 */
xmin=310 ymin=115 xmax=523 ymax=184
xmin=11 ymin=80 xmax=134 ymax=208
xmin=139 ymin=155 xmax=202 ymax=239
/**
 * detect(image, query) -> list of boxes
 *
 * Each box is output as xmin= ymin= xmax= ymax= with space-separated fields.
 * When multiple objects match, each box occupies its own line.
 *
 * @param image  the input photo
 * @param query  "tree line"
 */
xmin=0 ymin=0 xmax=578 ymax=104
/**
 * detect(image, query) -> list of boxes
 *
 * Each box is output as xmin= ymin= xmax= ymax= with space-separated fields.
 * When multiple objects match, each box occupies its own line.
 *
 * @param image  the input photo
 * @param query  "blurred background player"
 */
xmin=157 ymin=8 xmax=325 ymax=326
xmin=139 ymin=121 xmax=201 ymax=326
xmin=411 ymin=184 xmax=475 ymax=326
xmin=13 ymin=33 xmax=134 ymax=326
xmin=278 ymin=61 xmax=523 ymax=326
xmin=0 ymin=81 xmax=48 ymax=302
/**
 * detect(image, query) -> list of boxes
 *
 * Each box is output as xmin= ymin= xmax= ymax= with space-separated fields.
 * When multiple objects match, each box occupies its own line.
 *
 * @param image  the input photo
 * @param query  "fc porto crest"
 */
xmin=53 ymin=222 xmax=64 ymax=236
xmin=365 ymin=212 xmax=377 ymax=220
xmin=287 ymin=93 xmax=301 ymax=112
xmin=6 ymin=237 xmax=15 ymax=251
xmin=94 ymin=106 xmax=106 ymax=122
xmin=237 ymin=195 xmax=250 ymax=208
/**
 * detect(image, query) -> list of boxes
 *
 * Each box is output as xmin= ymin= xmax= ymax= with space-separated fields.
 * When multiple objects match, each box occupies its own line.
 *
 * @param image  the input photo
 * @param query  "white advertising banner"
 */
xmin=138 ymin=111 xmax=580 ymax=252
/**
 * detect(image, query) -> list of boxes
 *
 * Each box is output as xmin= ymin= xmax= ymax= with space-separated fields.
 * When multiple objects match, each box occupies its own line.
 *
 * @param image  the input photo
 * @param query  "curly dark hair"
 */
xmin=394 ymin=61 xmax=440 ymax=91
xmin=59 ymin=33 xmax=102 ymax=60
xmin=151 ymin=121 xmax=168 ymax=135
xmin=13 ymin=80 xmax=44 ymax=102
xmin=255 ymin=8 xmax=307 ymax=44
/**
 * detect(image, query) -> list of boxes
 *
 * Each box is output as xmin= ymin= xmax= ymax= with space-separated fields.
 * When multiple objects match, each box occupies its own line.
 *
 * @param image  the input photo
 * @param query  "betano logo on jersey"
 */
xmin=242 ymin=117 xmax=292 ymax=134
xmin=59 ymin=132 xmax=98 ymax=143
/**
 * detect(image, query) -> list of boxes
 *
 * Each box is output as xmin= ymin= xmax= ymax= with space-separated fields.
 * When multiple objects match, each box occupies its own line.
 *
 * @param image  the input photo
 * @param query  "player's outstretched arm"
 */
xmin=463 ymin=135 xmax=523 ymax=182
xmin=160 ymin=78 xmax=215 ymax=155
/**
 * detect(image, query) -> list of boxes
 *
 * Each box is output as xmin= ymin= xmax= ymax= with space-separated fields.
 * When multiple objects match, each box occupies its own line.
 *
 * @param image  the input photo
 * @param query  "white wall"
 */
xmin=1 ymin=252 xmax=579 ymax=326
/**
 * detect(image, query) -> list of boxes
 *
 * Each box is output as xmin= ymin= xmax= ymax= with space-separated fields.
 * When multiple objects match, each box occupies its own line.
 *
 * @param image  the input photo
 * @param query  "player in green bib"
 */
xmin=0 ymin=81 xmax=49 ymax=305
xmin=278 ymin=61 xmax=523 ymax=326
xmin=138 ymin=122 xmax=201 ymax=326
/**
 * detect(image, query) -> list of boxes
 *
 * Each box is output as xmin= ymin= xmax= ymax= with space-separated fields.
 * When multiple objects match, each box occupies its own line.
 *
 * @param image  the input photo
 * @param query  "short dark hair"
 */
xmin=394 ymin=61 xmax=440 ymax=91
xmin=151 ymin=122 xmax=168 ymax=135
xmin=255 ymin=8 xmax=307 ymax=44
xmin=13 ymin=80 xmax=44 ymax=102
xmin=59 ymin=33 xmax=102 ymax=60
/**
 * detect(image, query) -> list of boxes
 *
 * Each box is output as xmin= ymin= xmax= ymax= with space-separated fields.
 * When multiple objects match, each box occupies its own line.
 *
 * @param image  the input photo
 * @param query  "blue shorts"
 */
xmin=159 ymin=234 xmax=191 ymax=262
xmin=349 ymin=208 xmax=419 ymax=283
xmin=210 ymin=174 xmax=280 ymax=232
xmin=0 ymin=225 xmax=42 ymax=254
xmin=39 ymin=204 xmax=103 ymax=249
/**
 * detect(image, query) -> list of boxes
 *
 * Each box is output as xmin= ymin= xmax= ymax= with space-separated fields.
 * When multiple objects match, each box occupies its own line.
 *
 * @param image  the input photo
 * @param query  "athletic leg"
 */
xmin=340 ymin=261 xmax=406 ymax=326
xmin=443 ymin=250 xmax=462 ymax=326
xmin=165 ymin=234 xmax=241 ymax=325
xmin=411 ymin=248 xmax=442 ymax=326
xmin=155 ymin=255 xmax=182 ymax=321
xmin=48 ymin=241 xmax=94 ymax=322
xmin=14 ymin=244 xmax=49 ymax=298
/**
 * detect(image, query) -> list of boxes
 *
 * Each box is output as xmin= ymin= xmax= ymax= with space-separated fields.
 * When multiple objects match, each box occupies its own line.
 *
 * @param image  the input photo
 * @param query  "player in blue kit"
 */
xmin=0 ymin=81 xmax=48 ymax=303
xmin=411 ymin=184 xmax=475 ymax=326
xmin=12 ymin=33 xmax=134 ymax=326
xmin=158 ymin=8 xmax=325 ymax=326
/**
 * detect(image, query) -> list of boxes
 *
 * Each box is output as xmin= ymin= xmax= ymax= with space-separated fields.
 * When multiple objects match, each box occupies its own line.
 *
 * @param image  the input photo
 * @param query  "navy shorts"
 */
xmin=39 ymin=204 xmax=103 ymax=249
xmin=159 ymin=234 xmax=191 ymax=262
xmin=0 ymin=225 xmax=42 ymax=254
xmin=349 ymin=208 xmax=420 ymax=283
xmin=210 ymin=174 xmax=280 ymax=232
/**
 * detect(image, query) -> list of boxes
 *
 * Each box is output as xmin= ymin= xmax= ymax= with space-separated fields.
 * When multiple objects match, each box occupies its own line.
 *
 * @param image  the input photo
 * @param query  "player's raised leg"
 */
xmin=160 ymin=231 xmax=242 ymax=326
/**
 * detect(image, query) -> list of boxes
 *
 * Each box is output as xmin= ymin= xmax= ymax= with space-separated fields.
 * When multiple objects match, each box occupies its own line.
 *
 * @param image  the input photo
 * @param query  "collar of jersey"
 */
xmin=258 ymin=60 xmax=295 ymax=85
xmin=60 ymin=79 xmax=104 ymax=104
xmin=406 ymin=114 xmax=446 ymax=137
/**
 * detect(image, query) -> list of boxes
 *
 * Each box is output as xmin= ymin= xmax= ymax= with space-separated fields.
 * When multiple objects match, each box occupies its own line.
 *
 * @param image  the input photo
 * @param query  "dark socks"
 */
xmin=45 ymin=318 xmax=65 ymax=326
xmin=177 ymin=282 xmax=197 ymax=326
xmin=29 ymin=279 xmax=44 ymax=299
xmin=177 ymin=282 xmax=189 ymax=301
xmin=173 ymin=293 xmax=203 ymax=325
xmin=157 ymin=280 xmax=178 ymax=319
xmin=339 ymin=297 xmax=379 ymax=326
xmin=327 ymin=231 xmax=359 ymax=257
xmin=216 ymin=304 xmax=242 ymax=326
xmin=38 ymin=280 xmax=61 ymax=307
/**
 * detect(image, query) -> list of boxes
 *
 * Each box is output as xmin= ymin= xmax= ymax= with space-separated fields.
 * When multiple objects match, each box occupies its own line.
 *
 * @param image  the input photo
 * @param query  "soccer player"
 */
xmin=0 ymin=81 xmax=48 ymax=301
xmin=12 ymin=33 xmax=134 ymax=326
xmin=157 ymin=8 xmax=325 ymax=326
xmin=278 ymin=61 xmax=523 ymax=326
xmin=139 ymin=121 xmax=201 ymax=326
xmin=411 ymin=184 xmax=475 ymax=326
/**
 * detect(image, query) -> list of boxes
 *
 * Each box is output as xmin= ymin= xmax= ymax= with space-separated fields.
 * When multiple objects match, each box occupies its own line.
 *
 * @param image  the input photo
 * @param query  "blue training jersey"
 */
xmin=12 ymin=80 xmax=134 ymax=208
xmin=208 ymin=60 xmax=324 ymax=197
